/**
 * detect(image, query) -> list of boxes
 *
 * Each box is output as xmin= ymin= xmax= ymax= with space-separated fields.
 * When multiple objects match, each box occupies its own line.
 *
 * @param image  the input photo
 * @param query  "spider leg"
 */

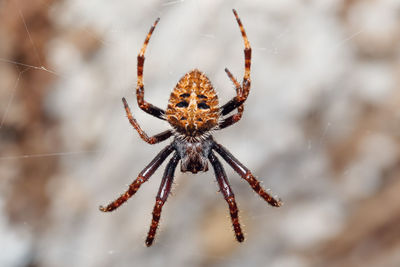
xmin=219 ymin=68 xmax=244 ymax=129
xmin=209 ymin=152 xmax=244 ymax=242
xmin=99 ymin=144 xmax=174 ymax=212
xmin=123 ymin=98 xmax=172 ymax=144
xmin=146 ymin=153 xmax=180 ymax=247
xmin=219 ymin=9 xmax=252 ymax=118
xmin=136 ymin=17 xmax=166 ymax=120
xmin=213 ymin=142 xmax=282 ymax=207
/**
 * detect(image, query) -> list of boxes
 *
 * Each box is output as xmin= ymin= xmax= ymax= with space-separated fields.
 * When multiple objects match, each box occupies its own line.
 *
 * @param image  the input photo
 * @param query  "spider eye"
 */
xmin=180 ymin=93 xmax=190 ymax=98
xmin=197 ymin=94 xmax=207 ymax=99
xmin=176 ymin=101 xmax=189 ymax=108
xmin=180 ymin=117 xmax=187 ymax=120
xmin=197 ymin=102 xmax=210 ymax=109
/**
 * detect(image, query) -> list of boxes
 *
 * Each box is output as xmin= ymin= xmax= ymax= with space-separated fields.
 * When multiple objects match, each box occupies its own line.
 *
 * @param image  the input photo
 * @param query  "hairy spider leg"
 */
xmin=213 ymin=143 xmax=282 ymax=207
xmin=219 ymin=9 xmax=252 ymax=120
xmin=219 ymin=69 xmax=244 ymax=129
xmin=136 ymin=17 xmax=166 ymax=120
xmin=122 ymin=97 xmax=172 ymax=144
xmin=99 ymin=145 xmax=174 ymax=212
xmin=209 ymin=152 xmax=244 ymax=242
xmin=146 ymin=153 xmax=180 ymax=247
xmin=234 ymin=8 xmax=252 ymax=88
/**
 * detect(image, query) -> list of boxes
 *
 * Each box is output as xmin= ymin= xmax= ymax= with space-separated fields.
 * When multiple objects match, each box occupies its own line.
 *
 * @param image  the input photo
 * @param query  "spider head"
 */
xmin=173 ymin=137 xmax=213 ymax=174
xmin=166 ymin=69 xmax=219 ymax=139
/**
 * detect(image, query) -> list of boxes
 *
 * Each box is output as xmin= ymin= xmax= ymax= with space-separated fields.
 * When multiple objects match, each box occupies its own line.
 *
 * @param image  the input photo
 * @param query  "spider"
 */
xmin=100 ymin=9 xmax=282 ymax=247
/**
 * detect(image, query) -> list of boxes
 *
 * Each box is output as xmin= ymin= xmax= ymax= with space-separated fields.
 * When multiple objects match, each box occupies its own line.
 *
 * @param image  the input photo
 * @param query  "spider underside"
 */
xmin=100 ymin=9 xmax=282 ymax=247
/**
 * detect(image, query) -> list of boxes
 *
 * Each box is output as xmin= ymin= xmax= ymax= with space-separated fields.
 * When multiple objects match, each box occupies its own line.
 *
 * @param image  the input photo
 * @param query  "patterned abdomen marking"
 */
xmin=166 ymin=69 xmax=219 ymax=139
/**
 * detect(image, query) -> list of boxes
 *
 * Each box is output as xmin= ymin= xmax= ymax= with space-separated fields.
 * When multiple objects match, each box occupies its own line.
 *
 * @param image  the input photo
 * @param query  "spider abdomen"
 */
xmin=166 ymin=69 xmax=219 ymax=139
xmin=173 ymin=137 xmax=213 ymax=173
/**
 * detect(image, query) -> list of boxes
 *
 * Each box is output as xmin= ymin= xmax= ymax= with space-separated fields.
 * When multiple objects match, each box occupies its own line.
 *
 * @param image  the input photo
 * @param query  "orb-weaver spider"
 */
xmin=100 ymin=9 xmax=282 ymax=247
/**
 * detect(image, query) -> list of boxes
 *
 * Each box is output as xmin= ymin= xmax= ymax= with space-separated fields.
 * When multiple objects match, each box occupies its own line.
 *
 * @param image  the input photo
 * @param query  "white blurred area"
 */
xmin=1 ymin=0 xmax=400 ymax=266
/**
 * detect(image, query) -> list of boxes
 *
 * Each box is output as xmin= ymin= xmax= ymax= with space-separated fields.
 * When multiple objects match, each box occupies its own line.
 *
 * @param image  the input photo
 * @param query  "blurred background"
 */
xmin=1 ymin=0 xmax=400 ymax=266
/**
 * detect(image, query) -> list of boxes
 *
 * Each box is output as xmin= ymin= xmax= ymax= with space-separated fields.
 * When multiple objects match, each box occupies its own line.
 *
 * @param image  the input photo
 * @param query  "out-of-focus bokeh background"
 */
xmin=1 ymin=0 xmax=400 ymax=266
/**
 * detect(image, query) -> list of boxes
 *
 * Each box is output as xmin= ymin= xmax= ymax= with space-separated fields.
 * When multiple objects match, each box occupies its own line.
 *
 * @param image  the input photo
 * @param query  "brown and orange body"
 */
xmin=166 ymin=69 xmax=219 ymax=140
xmin=100 ymin=9 xmax=281 ymax=247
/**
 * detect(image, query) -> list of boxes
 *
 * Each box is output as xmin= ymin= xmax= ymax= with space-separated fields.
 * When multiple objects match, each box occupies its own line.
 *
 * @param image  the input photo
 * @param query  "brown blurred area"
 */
xmin=1 ymin=0 xmax=400 ymax=267
xmin=306 ymin=4 xmax=400 ymax=267
xmin=308 ymin=2 xmax=400 ymax=266
xmin=0 ymin=0 xmax=59 ymax=232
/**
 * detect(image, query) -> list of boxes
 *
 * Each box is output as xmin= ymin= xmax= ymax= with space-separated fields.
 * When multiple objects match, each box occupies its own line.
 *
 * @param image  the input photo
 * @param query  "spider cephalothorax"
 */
xmin=100 ymin=9 xmax=282 ymax=247
xmin=173 ymin=136 xmax=214 ymax=173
